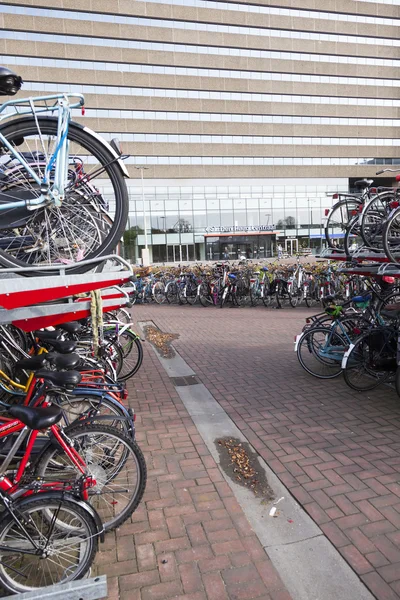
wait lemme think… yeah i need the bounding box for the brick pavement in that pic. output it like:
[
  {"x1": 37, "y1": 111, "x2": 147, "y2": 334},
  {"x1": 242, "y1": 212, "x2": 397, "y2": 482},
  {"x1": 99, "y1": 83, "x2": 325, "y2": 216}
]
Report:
[
  {"x1": 134, "y1": 303, "x2": 400, "y2": 600},
  {"x1": 93, "y1": 323, "x2": 292, "y2": 600}
]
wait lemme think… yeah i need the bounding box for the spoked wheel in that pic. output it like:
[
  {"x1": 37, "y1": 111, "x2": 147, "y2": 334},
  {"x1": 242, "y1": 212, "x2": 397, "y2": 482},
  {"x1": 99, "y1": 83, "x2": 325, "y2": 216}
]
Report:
[
  {"x1": 56, "y1": 393, "x2": 133, "y2": 436},
  {"x1": 360, "y1": 191, "x2": 394, "y2": 249},
  {"x1": 343, "y1": 330, "x2": 396, "y2": 391},
  {"x1": 235, "y1": 280, "x2": 251, "y2": 306},
  {"x1": 117, "y1": 330, "x2": 144, "y2": 381},
  {"x1": 383, "y1": 206, "x2": 400, "y2": 264},
  {"x1": 35, "y1": 424, "x2": 147, "y2": 531},
  {"x1": 165, "y1": 282, "x2": 178, "y2": 304},
  {"x1": 185, "y1": 281, "x2": 199, "y2": 305},
  {"x1": 0, "y1": 495, "x2": 98, "y2": 594},
  {"x1": 152, "y1": 281, "x2": 166, "y2": 304},
  {"x1": 289, "y1": 281, "x2": 299, "y2": 308},
  {"x1": 344, "y1": 215, "x2": 364, "y2": 257},
  {"x1": 198, "y1": 282, "x2": 213, "y2": 306},
  {"x1": 297, "y1": 327, "x2": 345, "y2": 379},
  {"x1": 0, "y1": 118, "x2": 128, "y2": 274},
  {"x1": 325, "y1": 198, "x2": 362, "y2": 250},
  {"x1": 250, "y1": 283, "x2": 262, "y2": 306}
]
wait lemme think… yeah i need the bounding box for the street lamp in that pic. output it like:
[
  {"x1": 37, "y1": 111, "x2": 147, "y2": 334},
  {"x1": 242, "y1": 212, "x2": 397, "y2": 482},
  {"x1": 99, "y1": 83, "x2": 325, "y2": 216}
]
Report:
[
  {"x1": 307, "y1": 199, "x2": 318, "y2": 253},
  {"x1": 134, "y1": 166, "x2": 150, "y2": 266}
]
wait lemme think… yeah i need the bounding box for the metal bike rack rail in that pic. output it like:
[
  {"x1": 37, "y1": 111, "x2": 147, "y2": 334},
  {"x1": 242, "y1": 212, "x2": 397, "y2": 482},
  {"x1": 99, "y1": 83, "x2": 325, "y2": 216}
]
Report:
[{"x1": 2, "y1": 575, "x2": 108, "y2": 600}]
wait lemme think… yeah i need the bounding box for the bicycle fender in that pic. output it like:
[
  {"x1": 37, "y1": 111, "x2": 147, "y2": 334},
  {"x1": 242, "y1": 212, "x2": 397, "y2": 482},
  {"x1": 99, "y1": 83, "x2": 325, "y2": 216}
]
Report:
[
  {"x1": 0, "y1": 116, "x2": 129, "y2": 179},
  {"x1": 12, "y1": 491, "x2": 105, "y2": 541}
]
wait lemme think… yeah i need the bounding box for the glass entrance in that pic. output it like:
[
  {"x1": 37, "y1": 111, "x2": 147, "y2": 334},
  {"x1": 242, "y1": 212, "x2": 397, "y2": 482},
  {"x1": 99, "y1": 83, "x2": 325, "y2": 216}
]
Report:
[
  {"x1": 167, "y1": 244, "x2": 196, "y2": 262},
  {"x1": 285, "y1": 239, "x2": 298, "y2": 255}
]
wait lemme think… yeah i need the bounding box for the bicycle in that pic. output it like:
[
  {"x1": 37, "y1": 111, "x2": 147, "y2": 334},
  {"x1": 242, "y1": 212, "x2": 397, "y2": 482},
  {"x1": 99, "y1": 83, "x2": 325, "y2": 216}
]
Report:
[{"x1": 0, "y1": 66, "x2": 129, "y2": 273}]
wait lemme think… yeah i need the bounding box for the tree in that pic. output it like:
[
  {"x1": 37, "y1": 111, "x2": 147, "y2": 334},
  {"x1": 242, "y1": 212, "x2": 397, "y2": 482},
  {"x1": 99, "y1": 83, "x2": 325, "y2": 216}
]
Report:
[
  {"x1": 123, "y1": 225, "x2": 143, "y2": 260},
  {"x1": 173, "y1": 218, "x2": 192, "y2": 233},
  {"x1": 276, "y1": 216, "x2": 296, "y2": 229}
]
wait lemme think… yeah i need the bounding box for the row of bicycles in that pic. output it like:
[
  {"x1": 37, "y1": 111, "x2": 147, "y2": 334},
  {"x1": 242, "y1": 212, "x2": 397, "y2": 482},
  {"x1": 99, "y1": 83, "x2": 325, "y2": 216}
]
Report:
[
  {"x1": 0, "y1": 306, "x2": 146, "y2": 594},
  {"x1": 0, "y1": 68, "x2": 148, "y2": 594},
  {"x1": 128, "y1": 260, "x2": 371, "y2": 309},
  {"x1": 294, "y1": 269, "x2": 400, "y2": 395}
]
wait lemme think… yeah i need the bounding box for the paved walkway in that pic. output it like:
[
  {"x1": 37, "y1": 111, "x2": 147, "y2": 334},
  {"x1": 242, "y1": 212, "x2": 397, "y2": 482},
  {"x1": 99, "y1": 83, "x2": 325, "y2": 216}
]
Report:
[
  {"x1": 131, "y1": 303, "x2": 400, "y2": 600},
  {"x1": 93, "y1": 319, "x2": 291, "y2": 600}
]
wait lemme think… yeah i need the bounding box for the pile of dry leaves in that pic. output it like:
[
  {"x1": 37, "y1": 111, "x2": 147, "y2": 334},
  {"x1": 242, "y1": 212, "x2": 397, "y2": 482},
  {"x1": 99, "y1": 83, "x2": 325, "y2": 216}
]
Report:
[
  {"x1": 218, "y1": 438, "x2": 260, "y2": 494},
  {"x1": 143, "y1": 325, "x2": 179, "y2": 358}
]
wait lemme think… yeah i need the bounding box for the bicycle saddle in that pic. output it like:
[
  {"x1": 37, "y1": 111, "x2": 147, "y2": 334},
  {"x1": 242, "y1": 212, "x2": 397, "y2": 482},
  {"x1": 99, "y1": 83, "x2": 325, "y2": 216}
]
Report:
[
  {"x1": 35, "y1": 370, "x2": 82, "y2": 388},
  {"x1": 45, "y1": 352, "x2": 81, "y2": 370},
  {"x1": 354, "y1": 179, "x2": 373, "y2": 188},
  {"x1": 47, "y1": 340, "x2": 77, "y2": 354},
  {"x1": 15, "y1": 356, "x2": 48, "y2": 371},
  {"x1": 0, "y1": 66, "x2": 22, "y2": 96},
  {"x1": 8, "y1": 404, "x2": 62, "y2": 430},
  {"x1": 34, "y1": 330, "x2": 62, "y2": 342},
  {"x1": 57, "y1": 322, "x2": 82, "y2": 335}
]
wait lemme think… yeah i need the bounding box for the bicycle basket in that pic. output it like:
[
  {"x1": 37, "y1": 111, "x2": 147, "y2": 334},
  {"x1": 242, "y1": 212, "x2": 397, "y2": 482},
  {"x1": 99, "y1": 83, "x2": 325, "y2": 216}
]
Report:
[{"x1": 0, "y1": 67, "x2": 22, "y2": 96}]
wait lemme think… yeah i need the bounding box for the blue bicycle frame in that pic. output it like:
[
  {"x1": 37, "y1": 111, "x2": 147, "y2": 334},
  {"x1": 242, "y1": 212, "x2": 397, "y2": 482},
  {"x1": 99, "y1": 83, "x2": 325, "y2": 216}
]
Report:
[{"x1": 0, "y1": 92, "x2": 84, "y2": 211}]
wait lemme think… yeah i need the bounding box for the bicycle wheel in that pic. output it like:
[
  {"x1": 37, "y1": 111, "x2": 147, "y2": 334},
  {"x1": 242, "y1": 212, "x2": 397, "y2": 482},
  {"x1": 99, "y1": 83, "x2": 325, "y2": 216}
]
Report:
[
  {"x1": 198, "y1": 282, "x2": 213, "y2": 306},
  {"x1": 152, "y1": 281, "x2": 166, "y2": 304},
  {"x1": 383, "y1": 206, "x2": 400, "y2": 264},
  {"x1": 360, "y1": 190, "x2": 394, "y2": 249},
  {"x1": 116, "y1": 330, "x2": 144, "y2": 381},
  {"x1": 35, "y1": 424, "x2": 147, "y2": 531},
  {"x1": 343, "y1": 329, "x2": 395, "y2": 391},
  {"x1": 250, "y1": 282, "x2": 261, "y2": 306},
  {"x1": 185, "y1": 280, "x2": 198, "y2": 305},
  {"x1": 297, "y1": 327, "x2": 345, "y2": 379},
  {"x1": 289, "y1": 281, "x2": 299, "y2": 308},
  {"x1": 56, "y1": 392, "x2": 133, "y2": 436},
  {"x1": 0, "y1": 117, "x2": 128, "y2": 274},
  {"x1": 325, "y1": 198, "x2": 362, "y2": 250},
  {"x1": 166, "y1": 282, "x2": 178, "y2": 304},
  {"x1": 262, "y1": 280, "x2": 272, "y2": 307},
  {"x1": 0, "y1": 494, "x2": 98, "y2": 594},
  {"x1": 344, "y1": 214, "x2": 363, "y2": 257}
]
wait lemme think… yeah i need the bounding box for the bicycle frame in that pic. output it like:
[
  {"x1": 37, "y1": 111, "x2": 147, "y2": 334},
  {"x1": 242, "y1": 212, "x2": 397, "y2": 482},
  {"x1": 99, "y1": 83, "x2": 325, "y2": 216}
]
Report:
[
  {"x1": 0, "y1": 412, "x2": 88, "y2": 499},
  {"x1": 0, "y1": 93, "x2": 84, "y2": 211}
]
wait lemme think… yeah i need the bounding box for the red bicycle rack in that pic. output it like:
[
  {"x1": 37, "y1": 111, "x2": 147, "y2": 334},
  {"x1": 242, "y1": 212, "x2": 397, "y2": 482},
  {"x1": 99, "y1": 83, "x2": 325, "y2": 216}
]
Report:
[{"x1": 0, "y1": 255, "x2": 133, "y2": 331}]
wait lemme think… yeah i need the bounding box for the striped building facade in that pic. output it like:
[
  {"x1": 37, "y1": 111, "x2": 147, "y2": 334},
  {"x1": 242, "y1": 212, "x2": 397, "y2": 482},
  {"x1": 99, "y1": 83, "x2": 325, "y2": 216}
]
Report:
[{"x1": 1, "y1": 0, "x2": 399, "y2": 260}]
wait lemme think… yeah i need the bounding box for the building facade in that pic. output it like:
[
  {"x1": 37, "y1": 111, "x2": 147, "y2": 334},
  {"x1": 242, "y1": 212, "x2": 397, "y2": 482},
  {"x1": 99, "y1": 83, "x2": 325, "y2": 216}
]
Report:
[{"x1": 2, "y1": 0, "x2": 400, "y2": 261}]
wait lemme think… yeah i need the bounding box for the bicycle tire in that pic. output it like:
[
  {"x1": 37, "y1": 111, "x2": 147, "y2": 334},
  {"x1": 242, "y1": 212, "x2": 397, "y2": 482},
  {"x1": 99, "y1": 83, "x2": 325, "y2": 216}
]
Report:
[
  {"x1": 0, "y1": 117, "x2": 128, "y2": 275},
  {"x1": 325, "y1": 197, "x2": 362, "y2": 250},
  {"x1": 152, "y1": 281, "x2": 166, "y2": 304},
  {"x1": 383, "y1": 206, "x2": 400, "y2": 264},
  {"x1": 35, "y1": 424, "x2": 147, "y2": 531},
  {"x1": 343, "y1": 330, "x2": 395, "y2": 391},
  {"x1": 0, "y1": 494, "x2": 98, "y2": 594},
  {"x1": 56, "y1": 392, "x2": 134, "y2": 437},
  {"x1": 297, "y1": 327, "x2": 345, "y2": 379},
  {"x1": 116, "y1": 331, "x2": 144, "y2": 381},
  {"x1": 198, "y1": 282, "x2": 213, "y2": 306}
]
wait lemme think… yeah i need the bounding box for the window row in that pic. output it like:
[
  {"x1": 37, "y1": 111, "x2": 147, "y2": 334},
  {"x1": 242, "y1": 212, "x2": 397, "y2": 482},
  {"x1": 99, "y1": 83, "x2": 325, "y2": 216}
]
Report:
[
  {"x1": 8, "y1": 56, "x2": 400, "y2": 88},
  {"x1": 4, "y1": 26, "x2": 400, "y2": 51},
  {"x1": 2, "y1": 3, "x2": 398, "y2": 29},
  {"x1": 125, "y1": 156, "x2": 399, "y2": 166},
  {"x1": 83, "y1": 108, "x2": 400, "y2": 127},
  {"x1": 107, "y1": 133, "x2": 400, "y2": 145},
  {"x1": 4, "y1": 36, "x2": 400, "y2": 73},
  {"x1": 23, "y1": 82, "x2": 400, "y2": 107}
]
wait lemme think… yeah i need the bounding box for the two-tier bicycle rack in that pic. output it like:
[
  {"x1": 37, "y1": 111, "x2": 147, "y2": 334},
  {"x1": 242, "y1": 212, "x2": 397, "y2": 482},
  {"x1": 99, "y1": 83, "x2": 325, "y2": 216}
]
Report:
[{"x1": 0, "y1": 254, "x2": 136, "y2": 600}]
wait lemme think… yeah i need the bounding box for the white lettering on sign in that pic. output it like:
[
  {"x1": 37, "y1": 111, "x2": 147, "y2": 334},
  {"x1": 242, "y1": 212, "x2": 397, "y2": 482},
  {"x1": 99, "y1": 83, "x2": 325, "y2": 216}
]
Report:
[{"x1": 204, "y1": 225, "x2": 275, "y2": 233}]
